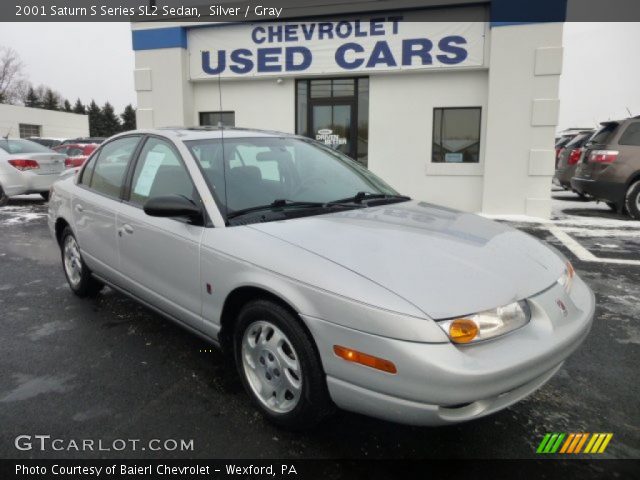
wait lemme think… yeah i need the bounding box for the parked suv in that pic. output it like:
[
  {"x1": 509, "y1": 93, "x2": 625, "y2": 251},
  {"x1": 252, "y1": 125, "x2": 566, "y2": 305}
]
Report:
[
  {"x1": 555, "y1": 130, "x2": 594, "y2": 194},
  {"x1": 571, "y1": 117, "x2": 640, "y2": 218}
]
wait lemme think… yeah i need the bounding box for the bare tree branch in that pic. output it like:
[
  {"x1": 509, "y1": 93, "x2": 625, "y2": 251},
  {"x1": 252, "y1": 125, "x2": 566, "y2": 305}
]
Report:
[{"x1": 0, "y1": 46, "x2": 26, "y2": 104}]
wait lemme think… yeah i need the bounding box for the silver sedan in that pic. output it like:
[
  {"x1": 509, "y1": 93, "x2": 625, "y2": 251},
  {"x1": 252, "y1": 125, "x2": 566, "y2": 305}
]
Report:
[
  {"x1": 0, "y1": 138, "x2": 66, "y2": 205},
  {"x1": 48, "y1": 128, "x2": 595, "y2": 429}
]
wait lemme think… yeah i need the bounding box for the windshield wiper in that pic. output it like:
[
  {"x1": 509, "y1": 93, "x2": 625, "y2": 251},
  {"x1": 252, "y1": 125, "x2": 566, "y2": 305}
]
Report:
[
  {"x1": 326, "y1": 191, "x2": 411, "y2": 205},
  {"x1": 227, "y1": 199, "x2": 326, "y2": 220}
]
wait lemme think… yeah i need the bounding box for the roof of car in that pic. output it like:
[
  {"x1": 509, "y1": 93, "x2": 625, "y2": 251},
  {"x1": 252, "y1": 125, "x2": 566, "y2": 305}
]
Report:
[{"x1": 145, "y1": 126, "x2": 300, "y2": 141}]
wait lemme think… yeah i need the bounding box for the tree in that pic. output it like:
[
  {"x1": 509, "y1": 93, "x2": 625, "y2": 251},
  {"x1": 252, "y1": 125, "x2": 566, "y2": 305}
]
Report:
[
  {"x1": 120, "y1": 104, "x2": 136, "y2": 131},
  {"x1": 63, "y1": 99, "x2": 72, "y2": 112},
  {"x1": 24, "y1": 85, "x2": 41, "y2": 108},
  {"x1": 41, "y1": 88, "x2": 60, "y2": 110},
  {"x1": 87, "y1": 100, "x2": 103, "y2": 136},
  {"x1": 100, "y1": 102, "x2": 121, "y2": 136},
  {"x1": 0, "y1": 46, "x2": 25, "y2": 104},
  {"x1": 72, "y1": 98, "x2": 86, "y2": 114}
]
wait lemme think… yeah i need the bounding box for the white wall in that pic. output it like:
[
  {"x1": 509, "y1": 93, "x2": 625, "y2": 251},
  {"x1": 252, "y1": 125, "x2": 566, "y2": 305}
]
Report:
[
  {"x1": 368, "y1": 69, "x2": 488, "y2": 211},
  {"x1": 0, "y1": 103, "x2": 89, "y2": 139},
  {"x1": 482, "y1": 23, "x2": 563, "y2": 218},
  {"x1": 192, "y1": 78, "x2": 295, "y2": 132},
  {"x1": 134, "y1": 48, "x2": 194, "y2": 128}
]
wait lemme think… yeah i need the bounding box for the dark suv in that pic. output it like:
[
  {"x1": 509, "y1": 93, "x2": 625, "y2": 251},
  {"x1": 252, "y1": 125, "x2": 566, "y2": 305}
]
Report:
[
  {"x1": 555, "y1": 130, "x2": 594, "y2": 193},
  {"x1": 571, "y1": 117, "x2": 640, "y2": 219}
]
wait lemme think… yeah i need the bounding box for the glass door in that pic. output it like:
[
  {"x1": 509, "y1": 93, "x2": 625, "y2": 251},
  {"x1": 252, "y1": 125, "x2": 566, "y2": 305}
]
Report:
[{"x1": 309, "y1": 101, "x2": 356, "y2": 158}]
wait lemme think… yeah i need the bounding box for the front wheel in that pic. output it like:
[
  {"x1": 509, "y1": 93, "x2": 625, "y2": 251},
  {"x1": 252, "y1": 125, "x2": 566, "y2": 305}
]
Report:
[
  {"x1": 60, "y1": 226, "x2": 103, "y2": 297},
  {"x1": 0, "y1": 185, "x2": 8, "y2": 207},
  {"x1": 233, "y1": 299, "x2": 333, "y2": 429},
  {"x1": 625, "y1": 181, "x2": 640, "y2": 220}
]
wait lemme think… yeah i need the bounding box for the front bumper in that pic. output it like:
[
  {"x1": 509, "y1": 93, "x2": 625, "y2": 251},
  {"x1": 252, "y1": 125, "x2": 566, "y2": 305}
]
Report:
[
  {"x1": 0, "y1": 170, "x2": 60, "y2": 196},
  {"x1": 304, "y1": 275, "x2": 595, "y2": 426}
]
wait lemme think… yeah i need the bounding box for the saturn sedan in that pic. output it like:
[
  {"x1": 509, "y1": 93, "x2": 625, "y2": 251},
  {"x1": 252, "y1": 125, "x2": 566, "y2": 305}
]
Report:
[{"x1": 48, "y1": 128, "x2": 595, "y2": 429}]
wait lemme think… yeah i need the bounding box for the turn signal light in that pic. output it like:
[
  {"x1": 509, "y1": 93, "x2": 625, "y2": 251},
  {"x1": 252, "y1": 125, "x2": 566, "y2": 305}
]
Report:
[
  {"x1": 333, "y1": 345, "x2": 397, "y2": 374},
  {"x1": 448, "y1": 318, "x2": 479, "y2": 344}
]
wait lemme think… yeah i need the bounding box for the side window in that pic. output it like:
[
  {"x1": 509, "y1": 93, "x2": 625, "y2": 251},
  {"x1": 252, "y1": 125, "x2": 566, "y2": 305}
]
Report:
[
  {"x1": 79, "y1": 152, "x2": 98, "y2": 186},
  {"x1": 89, "y1": 136, "x2": 140, "y2": 197},
  {"x1": 130, "y1": 137, "x2": 196, "y2": 206},
  {"x1": 432, "y1": 107, "x2": 482, "y2": 163},
  {"x1": 619, "y1": 122, "x2": 640, "y2": 146}
]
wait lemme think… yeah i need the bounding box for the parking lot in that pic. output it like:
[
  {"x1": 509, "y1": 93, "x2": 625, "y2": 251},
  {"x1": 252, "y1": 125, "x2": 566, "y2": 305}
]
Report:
[{"x1": 0, "y1": 190, "x2": 638, "y2": 461}]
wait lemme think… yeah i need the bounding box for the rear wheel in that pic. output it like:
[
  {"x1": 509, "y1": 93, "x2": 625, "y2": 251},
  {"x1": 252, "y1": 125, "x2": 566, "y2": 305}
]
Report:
[
  {"x1": 40, "y1": 192, "x2": 50, "y2": 201},
  {"x1": 233, "y1": 299, "x2": 333, "y2": 429},
  {"x1": 0, "y1": 186, "x2": 8, "y2": 207},
  {"x1": 625, "y1": 181, "x2": 640, "y2": 220},
  {"x1": 60, "y1": 226, "x2": 103, "y2": 297}
]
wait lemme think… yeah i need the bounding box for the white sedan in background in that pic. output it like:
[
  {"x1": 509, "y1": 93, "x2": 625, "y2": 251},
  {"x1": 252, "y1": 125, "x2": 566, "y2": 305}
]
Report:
[
  {"x1": 0, "y1": 138, "x2": 65, "y2": 206},
  {"x1": 48, "y1": 128, "x2": 595, "y2": 429}
]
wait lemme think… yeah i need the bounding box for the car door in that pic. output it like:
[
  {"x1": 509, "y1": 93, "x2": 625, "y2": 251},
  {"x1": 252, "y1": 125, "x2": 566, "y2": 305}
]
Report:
[
  {"x1": 72, "y1": 136, "x2": 141, "y2": 280},
  {"x1": 115, "y1": 136, "x2": 205, "y2": 328}
]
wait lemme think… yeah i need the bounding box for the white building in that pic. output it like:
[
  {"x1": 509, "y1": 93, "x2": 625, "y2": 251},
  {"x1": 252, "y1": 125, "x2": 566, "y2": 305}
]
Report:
[
  {"x1": 131, "y1": 1, "x2": 565, "y2": 218},
  {"x1": 0, "y1": 103, "x2": 89, "y2": 140}
]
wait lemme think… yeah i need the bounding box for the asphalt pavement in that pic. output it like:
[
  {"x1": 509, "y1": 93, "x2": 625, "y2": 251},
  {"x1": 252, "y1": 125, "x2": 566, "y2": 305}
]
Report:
[{"x1": 0, "y1": 193, "x2": 638, "y2": 461}]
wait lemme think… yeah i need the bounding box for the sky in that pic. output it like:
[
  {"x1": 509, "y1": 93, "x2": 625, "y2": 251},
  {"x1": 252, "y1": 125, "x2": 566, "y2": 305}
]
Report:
[{"x1": 0, "y1": 22, "x2": 638, "y2": 126}]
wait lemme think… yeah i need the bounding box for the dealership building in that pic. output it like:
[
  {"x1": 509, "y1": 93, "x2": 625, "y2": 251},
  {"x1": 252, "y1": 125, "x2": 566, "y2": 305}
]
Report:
[{"x1": 131, "y1": 0, "x2": 566, "y2": 218}]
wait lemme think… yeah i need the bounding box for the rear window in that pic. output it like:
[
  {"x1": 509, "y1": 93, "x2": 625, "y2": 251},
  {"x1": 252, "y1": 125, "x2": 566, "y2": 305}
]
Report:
[
  {"x1": 589, "y1": 123, "x2": 619, "y2": 145},
  {"x1": 555, "y1": 136, "x2": 573, "y2": 148},
  {"x1": 619, "y1": 122, "x2": 640, "y2": 146},
  {"x1": 565, "y1": 132, "x2": 593, "y2": 149},
  {"x1": 0, "y1": 139, "x2": 55, "y2": 154}
]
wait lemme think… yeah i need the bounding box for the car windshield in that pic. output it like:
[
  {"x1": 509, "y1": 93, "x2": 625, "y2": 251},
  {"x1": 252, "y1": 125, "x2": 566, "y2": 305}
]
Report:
[
  {"x1": 186, "y1": 136, "x2": 402, "y2": 219},
  {"x1": 0, "y1": 139, "x2": 55, "y2": 154}
]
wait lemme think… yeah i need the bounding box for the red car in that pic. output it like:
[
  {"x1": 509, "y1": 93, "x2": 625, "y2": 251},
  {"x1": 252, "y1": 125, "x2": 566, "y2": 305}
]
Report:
[{"x1": 52, "y1": 143, "x2": 98, "y2": 169}]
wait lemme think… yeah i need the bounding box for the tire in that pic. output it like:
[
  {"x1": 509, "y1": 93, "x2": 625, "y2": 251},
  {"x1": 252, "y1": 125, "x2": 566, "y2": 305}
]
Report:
[
  {"x1": 233, "y1": 299, "x2": 334, "y2": 430},
  {"x1": 60, "y1": 226, "x2": 103, "y2": 297},
  {"x1": 0, "y1": 185, "x2": 8, "y2": 207},
  {"x1": 40, "y1": 192, "x2": 50, "y2": 201},
  {"x1": 625, "y1": 180, "x2": 640, "y2": 220}
]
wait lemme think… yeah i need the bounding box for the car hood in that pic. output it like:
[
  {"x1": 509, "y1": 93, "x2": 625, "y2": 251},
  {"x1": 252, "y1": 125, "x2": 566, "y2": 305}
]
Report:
[{"x1": 249, "y1": 201, "x2": 565, "y2": 319}]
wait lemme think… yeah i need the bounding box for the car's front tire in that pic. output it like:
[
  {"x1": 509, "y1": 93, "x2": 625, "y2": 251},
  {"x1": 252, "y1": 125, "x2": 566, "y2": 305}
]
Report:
[
  {"x1": 60, "y1": 226, "x2": 103, "y2": 297},
  {"x1": 625, "y1": 180, "x2": 640, "y2": 220},
  {"x1": 0, "y1": 186, "x2": 8, "y2": 207},
  {"x1": 233, "y1": 299, "x2": 333, "y2": 429}
]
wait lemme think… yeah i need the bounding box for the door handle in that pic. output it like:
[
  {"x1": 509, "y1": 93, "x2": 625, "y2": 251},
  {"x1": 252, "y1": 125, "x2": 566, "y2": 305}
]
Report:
[
  {"x1": 75, "y1": 204, "x2": 84, "y2": 213},
  {"x1": 122, "y1": 224, "x2": 134, "y2": 234}
]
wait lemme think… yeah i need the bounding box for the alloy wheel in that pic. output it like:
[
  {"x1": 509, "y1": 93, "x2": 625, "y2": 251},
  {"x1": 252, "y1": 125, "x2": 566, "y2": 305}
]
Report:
[
  {"x1": 63, "y1": 235, "x2": 83, "y2": 288},
  {"x1": 241, "y1": 320, "x2": 302, "y2": 414}
]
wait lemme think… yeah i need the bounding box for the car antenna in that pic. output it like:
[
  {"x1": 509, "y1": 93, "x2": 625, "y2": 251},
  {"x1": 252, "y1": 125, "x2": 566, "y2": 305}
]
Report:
[
  {"x1": 626, "y1": 107, "x2": 633, "y2": 117},
  {"x1": 2, "y1": 126, "x2": 11, "y2": 139},
  {"x1": 217, "y1": 69, "x2": 229, "y2": 222}
]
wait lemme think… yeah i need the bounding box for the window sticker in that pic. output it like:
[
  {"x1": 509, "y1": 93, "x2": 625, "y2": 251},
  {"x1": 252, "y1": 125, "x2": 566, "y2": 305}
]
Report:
[{"x1": 134, "y1": 151, "x2": 165, "y2": 196}]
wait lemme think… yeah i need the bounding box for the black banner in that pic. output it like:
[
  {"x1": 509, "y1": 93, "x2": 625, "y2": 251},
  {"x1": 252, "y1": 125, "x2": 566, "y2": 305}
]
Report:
[{"x1": 1, "y1": 459, "x2": 639, "y2": 480}]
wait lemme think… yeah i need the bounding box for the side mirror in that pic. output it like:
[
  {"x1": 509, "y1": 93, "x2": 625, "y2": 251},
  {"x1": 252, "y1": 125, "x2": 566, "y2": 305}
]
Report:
[{"x1": 143, "y1": 195, "x2": 202, "y2": 220}]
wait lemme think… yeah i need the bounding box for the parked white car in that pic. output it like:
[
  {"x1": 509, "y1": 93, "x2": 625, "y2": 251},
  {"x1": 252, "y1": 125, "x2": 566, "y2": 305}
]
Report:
[
  {"x1": 0, "y1": 138, "x2": 66, "y2": 206},
  {"x1": 48, "y1": 128, "x2": 595, "y2": 429}
]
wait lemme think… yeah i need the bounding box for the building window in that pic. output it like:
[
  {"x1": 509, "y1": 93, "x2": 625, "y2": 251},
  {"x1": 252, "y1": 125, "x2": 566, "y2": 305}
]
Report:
[
  {"x1": 295, "y1": 78, "x2": 369, "y2": 167},
  {"x1": 19, "y1": 123, "x2": 41, "y2": 138},
  {"x1": 199, "y1": 111, "x2": 235, "y2": 127},
  {"x1": 432, "y1": 107, "x2": 481, "y2": 163}
]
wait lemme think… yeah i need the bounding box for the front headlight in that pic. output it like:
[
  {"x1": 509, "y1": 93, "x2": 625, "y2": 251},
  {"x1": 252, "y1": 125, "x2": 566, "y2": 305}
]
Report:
[
  {"x1": 438, "y1": 300, "x2": 531, "y2": 344},
  {"x1": 557, "y1": 261, "x2": 575, "y2": 293}
]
